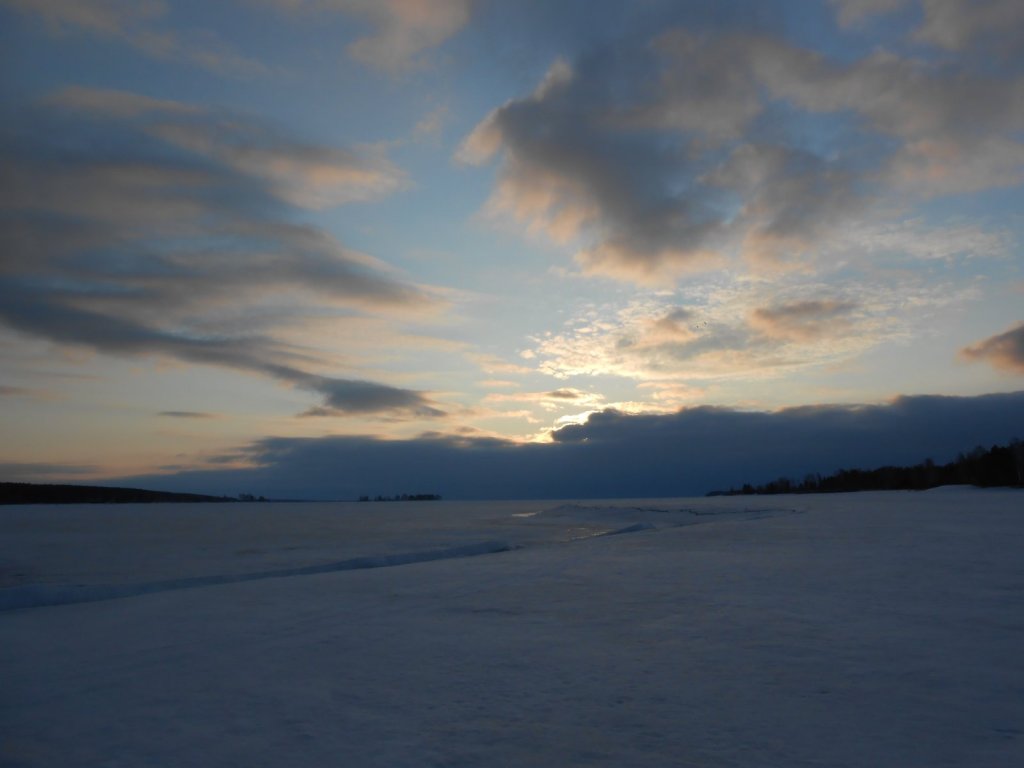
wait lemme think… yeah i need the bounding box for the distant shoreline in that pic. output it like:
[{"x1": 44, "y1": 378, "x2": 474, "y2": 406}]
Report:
[
  {"x1": 0, "y1": 483, "x2": 448, "y2": 505},
  {"x1": 709, "y1": 440, "x2": 1024, "y2": 496},
  {"x1": 0, "y1": 482, "x2": 237, "y2": 505}
]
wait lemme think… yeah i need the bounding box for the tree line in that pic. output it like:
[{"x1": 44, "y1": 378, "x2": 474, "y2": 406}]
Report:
[{"x1": 710, "y1": 439, "x2": 1024, "y2": 496}]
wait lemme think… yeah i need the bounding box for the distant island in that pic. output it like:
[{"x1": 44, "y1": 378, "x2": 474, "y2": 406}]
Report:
[
  {"x1": 0, "y1": 482, "x2": 238, "y2": 505},
  {"x1": 710, "y1": 440, "x2": 1024, "y2": 496}
]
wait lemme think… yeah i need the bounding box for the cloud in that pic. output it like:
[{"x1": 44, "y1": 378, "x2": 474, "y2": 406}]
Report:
[
  {"x1": 343, "y1": 0, "x2": 472, "y2": 73},
  {"x1": 832, "y1": 218, "x2": 1010, "y2": 262},
  {"x1": 961, "y1": 322, "x2": 1024, "y2": 373},
  {"x1": 483, "y1": 387, "x2": 605, "y2": 412},
  {"x1": 749, "y1": 300, "x2": 858, "y2": 342},
  {"x1": 460, "y1": 25, "x2": 1024, "y2": 281},
  {"x1": 2, "y1": 0, "x2": 261, "y2": 74},
  {"x1": 412, "y1": 104, "x2": 449, "y2": 143},
  {"x1": 706, "y1": 142, "x2": 864, "y2": 268},
  {"x1": 303, "y1": 377, "x2": 445, "y2": 417},
  {"x1": 9, "y1": 0, "x2": 473, "y2": 75},
  {"x1": 158, "y1": 411, "x2": 217, "y2": 419},
  {"x1": 46, "y1": 86, "x2": 407, "y2": 209},
  {"x1": 746, "y1": 32, "x2": 1024, "y2": 198},
  {"x1": 547, "y1": 388, "x2": 585, "y2": 400},
  {"x1": 2, "y1": 0, "x2": 166, "y2": 37},
  {"x1": 527, "y1": 282, "x2": 916, "y2": 383},
  {"x1": 467, "y1": 352, "x2": 534, "y2": 376},
  {"x1": 112, "y1": 391, "x2": 1024, "y2": 499},
  {"x1": 888, "y1": 137, "x2": 1024, "y2": 196},
  {"x1": 0, "y1": 88, "x2": 443, "y2": 419},
  {"x1": 831, "y1": 0, "x2": 1024, "y2": 53},
  {"x1": 458, "y1": 45, "x2": 829, "y2": 278},
  {"x1": 0, "y1": 282, "x2": 442, "y2": 418},
  {"x1": 459, "y1": 56, "x2": 728, "y2": 282},
  {"x1": 256, "y1": 0, "x2": 472, "y2": 73},
  {"x1": 914, "y1": 0, "x2": 1024, "y2": 52},
  {"x1": 41, "y1": 84, "x2": 200, "y2": 119}
]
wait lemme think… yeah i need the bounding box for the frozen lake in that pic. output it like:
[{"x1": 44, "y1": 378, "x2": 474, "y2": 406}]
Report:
[{"x1": 2, "y1": 488, "x2": 1023, "y2": 766}]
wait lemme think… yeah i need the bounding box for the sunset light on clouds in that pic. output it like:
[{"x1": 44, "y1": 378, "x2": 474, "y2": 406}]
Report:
[{"x1": 1, "y1": 0, "x2": 1023, "y2": 497}]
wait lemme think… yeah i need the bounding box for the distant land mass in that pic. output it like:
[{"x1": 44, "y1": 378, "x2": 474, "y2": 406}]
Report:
[
  {"x1": 710, "y1": 440, "x2": 1024, "y2": 496},
  {"x1": 0, "y1": 482, "x2": 237, "y2": 505}
]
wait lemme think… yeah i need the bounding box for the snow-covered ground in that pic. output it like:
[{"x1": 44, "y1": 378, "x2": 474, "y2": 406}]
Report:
[{"x1": 2, "y1": 488, "x2": 1022, "y2": 766}]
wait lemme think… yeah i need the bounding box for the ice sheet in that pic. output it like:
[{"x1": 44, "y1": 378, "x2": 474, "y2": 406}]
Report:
[{"x1": 2, "y1": 488, "x2": 1022, "y2": 767}]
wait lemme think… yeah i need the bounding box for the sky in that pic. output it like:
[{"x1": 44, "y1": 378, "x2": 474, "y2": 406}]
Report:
[{"x1": 1, "y1": 0, "x2": 1023, "y2": 498}]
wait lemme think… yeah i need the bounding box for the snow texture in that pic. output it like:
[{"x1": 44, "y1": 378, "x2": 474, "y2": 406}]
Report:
[{"x1": 2, "y1": 489, "x2": 1023, "y2": 767}]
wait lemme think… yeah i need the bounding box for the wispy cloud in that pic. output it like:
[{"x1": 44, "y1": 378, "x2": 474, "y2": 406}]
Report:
[
  {"x1": 466, "y1": 352, "x2": 534, "y2": 376},
  {"x1": 2, "y1": 0, "x2": 262, "y2": 74},
  {"x1": 526, "y1": 274, "x2": 973, "y2": 384},
  {"x1": 47, "y1": 86, "x2": 408, "y2": 208},
  {"x1": 483, "y1": 387, "x2": 605, "y2": 412},
  {"x1": 0, "y1": 88, "x2": 444, "y2": 419},
  {"x1": 255, "y1": 0, "x2": 473, "y2": 73}
]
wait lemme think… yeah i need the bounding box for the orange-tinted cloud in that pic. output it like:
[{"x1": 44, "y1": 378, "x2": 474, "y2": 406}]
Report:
[
  {"x1": 962, "y1": 322, "x2": 1024, "y2": 373},
  {"x1": 257, "y1": 0, "x2": 472, "y2": 73},
  {"x1": 749, "y1": 300, "x2": 858, "y2": 342}
]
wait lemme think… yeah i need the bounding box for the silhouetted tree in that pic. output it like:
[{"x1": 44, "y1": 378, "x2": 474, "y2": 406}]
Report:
[{"x1": 711, "y1": 439, "x2": 1024, "y2": 495}]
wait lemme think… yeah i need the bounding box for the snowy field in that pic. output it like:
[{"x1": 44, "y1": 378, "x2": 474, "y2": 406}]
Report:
[{"x1": 2, "y1": 488, "x2": 1023, "y2": 767}]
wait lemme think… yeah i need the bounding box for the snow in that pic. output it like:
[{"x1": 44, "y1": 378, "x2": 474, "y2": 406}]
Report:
[{"x1": 2, "y1": 489, "x2": 1023, "y2": 767}]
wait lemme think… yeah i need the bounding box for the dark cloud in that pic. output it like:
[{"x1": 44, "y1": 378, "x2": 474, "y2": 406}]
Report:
[
  {"x1": 158, "y1": 411, "x2": 217, "y2": 419},
  {"x1": 303, "y1": 377, "x2": 446, "y2": 418},
  {"x1": 662, "y1": 308, "x2": 694, "y2": 323},
  {"x1": 0, "y1": 89, "x2": 442, "y2": 419},
  {"x1": 460, "y1": 54, "x2": 729, "y2": 280},
  {"x1": 114, "y1": 391, "x2": 1024, "y2": 499},
  {"x1": 705, "y1": 142, "x2": 864, "y2": 267},
  {"x1": 962, "y1": 322, "x2": 1024, "y2": 373},
  {"x1": 546, "y1": 389, "x2": 582, "y2": 400},
  {"x1": 461, "y1": 20, "x2": 1024, "y2": 278}
]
